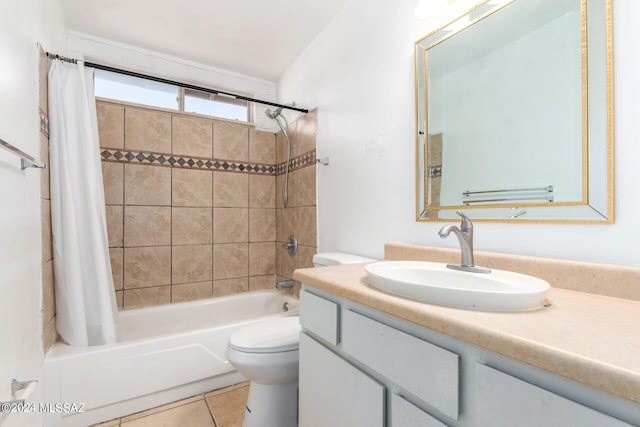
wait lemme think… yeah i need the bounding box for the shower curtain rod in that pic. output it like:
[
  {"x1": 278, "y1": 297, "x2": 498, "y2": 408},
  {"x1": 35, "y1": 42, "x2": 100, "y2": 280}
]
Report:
[{"x1": 46, "y1": 53, "x2": 309, "y2": 114}]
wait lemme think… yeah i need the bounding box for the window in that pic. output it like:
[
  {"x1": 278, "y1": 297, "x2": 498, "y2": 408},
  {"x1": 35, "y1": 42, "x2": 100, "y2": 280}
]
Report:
[
  {"x1": 183, "y1": 89, "x2": 248, "y2": 121},
  {"x1": 94, "y1": 69, "x2": 250, "y2": 122}
]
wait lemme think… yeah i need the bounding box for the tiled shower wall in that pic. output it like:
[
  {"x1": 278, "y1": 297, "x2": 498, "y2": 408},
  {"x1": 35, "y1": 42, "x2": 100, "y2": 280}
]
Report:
[
  {"x1": 39, "y1": 48, "x2": 57, "y2": 351},
  {"x1": 275, "y1": 112, "x2": 318, "y2": 296},
  {"x1": 99, "y1": 100, "x2": 317, "y2": 308}
]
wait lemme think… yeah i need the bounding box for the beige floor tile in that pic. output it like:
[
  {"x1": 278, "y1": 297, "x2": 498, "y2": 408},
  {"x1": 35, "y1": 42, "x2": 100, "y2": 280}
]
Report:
[
  {"x1": 121, "y1": 395, "x2": 203, "y2": 423},
  {"x1": 205, "y1": 382, "x2": 250, "y2": 398},
  {"x1": 91, "y1": 419, "x2": 120, "y2": 426},
  {"x1": 121, "y1": 400, "x2": 214, "y2": 427},
  {"x1": 206, "y1": 385, "x2": 250, "y2": 427}
]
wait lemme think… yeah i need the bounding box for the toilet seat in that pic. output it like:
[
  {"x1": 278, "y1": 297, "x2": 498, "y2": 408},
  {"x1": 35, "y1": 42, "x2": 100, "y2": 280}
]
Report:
[{"x1": 229, "y1": 316, "x2": 300, "y2": 353}]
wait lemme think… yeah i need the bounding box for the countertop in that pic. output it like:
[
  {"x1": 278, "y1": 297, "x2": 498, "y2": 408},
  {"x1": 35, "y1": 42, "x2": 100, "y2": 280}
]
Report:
[{"x1": 293, "y1": 262, "x2": 640, "y2": 405}]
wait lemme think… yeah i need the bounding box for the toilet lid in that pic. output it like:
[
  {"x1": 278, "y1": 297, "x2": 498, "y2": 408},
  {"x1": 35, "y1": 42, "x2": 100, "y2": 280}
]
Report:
[{"x1": 229, "y1": 316, "x2": 300, "y2": 353}]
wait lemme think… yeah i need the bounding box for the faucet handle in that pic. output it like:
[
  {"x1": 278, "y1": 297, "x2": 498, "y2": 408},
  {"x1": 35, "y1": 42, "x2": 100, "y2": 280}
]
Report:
[{"x1": 455, "y1": 211, "x2": 473, "y2": 231}]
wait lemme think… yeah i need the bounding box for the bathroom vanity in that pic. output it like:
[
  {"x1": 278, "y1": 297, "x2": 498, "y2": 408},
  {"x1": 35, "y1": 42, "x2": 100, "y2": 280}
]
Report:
[{"x1": 294, "y1": 254, "x2": 640, "y2": 426}]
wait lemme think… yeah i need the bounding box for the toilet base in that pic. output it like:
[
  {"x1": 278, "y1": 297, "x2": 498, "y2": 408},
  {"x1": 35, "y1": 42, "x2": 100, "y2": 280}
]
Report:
[{"x1": 242, "y1": 381, "x2": 298, "y2": 427}]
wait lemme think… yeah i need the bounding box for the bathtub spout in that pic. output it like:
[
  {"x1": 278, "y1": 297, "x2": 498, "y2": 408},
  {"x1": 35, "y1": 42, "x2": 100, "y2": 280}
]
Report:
[{"x1": 276, "y1": 280, "x2": 295, "y2": 289}]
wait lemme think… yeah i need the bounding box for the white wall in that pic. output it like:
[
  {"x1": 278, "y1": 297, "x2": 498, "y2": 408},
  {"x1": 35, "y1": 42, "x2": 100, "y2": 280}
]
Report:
[
  {"x1": 66, "y1": 32, "x2": 281, "y2": 132},
  {"x1": 0, "y1": 0, "x2": 66, "y2": 425},
  {"x1": 279, "y1": 0, "x2": 640, "y2": 266}
]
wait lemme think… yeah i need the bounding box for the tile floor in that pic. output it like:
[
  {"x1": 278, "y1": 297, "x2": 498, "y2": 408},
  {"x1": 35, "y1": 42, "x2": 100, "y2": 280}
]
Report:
[{"x1": 91, "y1": 383, "x2": 249, "y2": 427}]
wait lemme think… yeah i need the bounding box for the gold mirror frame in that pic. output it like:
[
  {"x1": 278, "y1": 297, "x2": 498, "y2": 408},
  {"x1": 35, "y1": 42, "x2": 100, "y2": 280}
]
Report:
[{"x1": 415, "y1": 0, "x2": 614, "y2": 223}]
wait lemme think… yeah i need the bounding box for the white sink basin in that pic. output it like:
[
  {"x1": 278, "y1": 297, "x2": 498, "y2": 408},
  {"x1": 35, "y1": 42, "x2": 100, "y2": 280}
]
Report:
[{"x1": 365, "y1": 261, "x2": 550, "y2": 311}]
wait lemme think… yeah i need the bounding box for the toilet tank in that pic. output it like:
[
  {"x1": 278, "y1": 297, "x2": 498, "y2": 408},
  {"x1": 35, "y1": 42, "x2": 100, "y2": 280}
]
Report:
[{"x1": 312, "y1": 252, "x2": 376, "y2": 267}]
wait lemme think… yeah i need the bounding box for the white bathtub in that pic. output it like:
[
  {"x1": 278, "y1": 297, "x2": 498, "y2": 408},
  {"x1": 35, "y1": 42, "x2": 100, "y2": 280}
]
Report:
[{"x1": 42, "y1": 290, "x2": 299, "y2": 427}]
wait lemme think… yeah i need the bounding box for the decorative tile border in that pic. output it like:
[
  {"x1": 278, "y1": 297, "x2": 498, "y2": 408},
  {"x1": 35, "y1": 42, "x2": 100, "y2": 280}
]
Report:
[
  {"x1": 276, "y1": 150, "x2": 316, "y2": 174},
  {"x1": 101, "y1": 147, "x2": 316, "y2": 176},
  {"x1": 428, "y1": 165, "x2": 442, "y2": 178},
  {"x1": 39, "y1": 108, "x2": 49, "y2": 137}
]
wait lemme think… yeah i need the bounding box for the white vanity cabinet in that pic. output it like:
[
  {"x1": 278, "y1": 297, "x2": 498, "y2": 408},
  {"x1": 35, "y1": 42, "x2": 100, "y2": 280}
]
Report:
[
  {"x1": 299, "y1": 287, "x2": 639, "y2": 427},
  {"x1": 299, "y1": 332, "x2": 384, "y2": 427},
  {"x1": 476, "y1": 364, "x2": 631, "y2": 427},
  {"x1": 299, "y1": 289, "x2": 459, "y2": 426}
]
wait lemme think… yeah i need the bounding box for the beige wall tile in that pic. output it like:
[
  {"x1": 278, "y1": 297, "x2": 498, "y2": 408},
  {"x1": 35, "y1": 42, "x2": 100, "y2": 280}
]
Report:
[
  {"x1": 109, "y1": 248, "x2": 124, "y2": 291},
  {"x1": 213, "y1": 243, "x2": 248, "y2": 280},
  {"x1": 172, "y1": 168, "x2": 212, "y2": 207},
  {"x1": 102, "y1": 162, "x2": 124, "y2": 205},
  {"x1": 106, "y1": 205, "x2": 124, "y2": 248},
  {"x1": 172, "y1": 115, "x2": 213, "y2": 158},
  {"x1": 124, "y1": 164, "x2": 171, "y2": 206},
  {"x1": 42, "y1": 317, "x2": 58, "y2": 352},
  {"x1": 172, "y1": 281, "x2": 213, "y2": 303},
  {"x1": 42, "y1": 260, "x2": 55, "y2": 326},
  {"x1": 213, "y1": 208, "x2": 248, "y2": 243},
  {"x1": 276, "y1": 130, "x2": 287, "y2": 165},
  {"x1": 124, "y1": 206, "x2": 171, "y2": 247},
  {"x1": 38, "y1": 48, "x2": 48, "y2": 114},
  {"x1": 249, "y1": 275, "x2": 276, "y2": 291},
  {"x1": 97, "y1": 102, "x2": 124, "y2": 149},
  {"x1": 296, "y1": 245, "x2": 317, "y2": 270},
  {"x1": 124, "y1": 246, "x2": 171, "y2": 289},
  {"x1": 249, "y1": 129, "x2": 276, "y2": 164},
  {"x1": 275, "y1": 173, "x2": 284, "y2": 209},
  {"x1": 249, "y1": 175, "x2": 276, "y2": 208},
  {"x1": 277, "y1": 207, "x2": 297, "y2": 243},
  {"x1": 214, "y1": 122, "x2": 248, "y2": 162},
  {"x1": 294, "y1": 110, "x2": 317, "y2": 156},
  {"x1": 276, "y1": 172, "x2": 297, "y2": 208},
  {"x1": 124, "y1": 108, "x2": 171, "y2": 153},
  {"x1": 249, "y1": 208, "x2": 276, "y2": 242},
  {"x1": 41, "y1": 199, "x2": 52, "y2": 261},
  {"x1": 114, "y1": 291, "x2": 123, "y2": 309},
  {"x1": 212, "y1": 277, "x2": 248, "y2": 297},
  {"x1": 249, "y1": 242, "x2": 276, "y2": 276},
  {"x1": 296, "y1": 165, "x2": 316, "y2": 206},
  {"x1": 172, "y1": 207, "x2": 213, "y2": 245},
  {"x1": 172, "y1": 244, "x2": 213, "y2": 284},
  {"x1": 123, "y1": 286, "x2": 171, "y2": 308},
  {"x1": 297, "y1": 206, "x2": 317, "y2": 247},
  {"x1": 277, "y1": 245, "x2": 296, "y2": 279},
  {"x1": 40, "y1": 133, "x2": 50, "y2": 200},
  {"x1": 213, "y1": 172, "x2": 248, "y2": 207}
]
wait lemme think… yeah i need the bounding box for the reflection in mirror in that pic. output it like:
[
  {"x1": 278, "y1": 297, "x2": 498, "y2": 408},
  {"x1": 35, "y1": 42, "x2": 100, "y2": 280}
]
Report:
[{"x1": 415, "y1": 0, "x2": 613, "y2": 222}]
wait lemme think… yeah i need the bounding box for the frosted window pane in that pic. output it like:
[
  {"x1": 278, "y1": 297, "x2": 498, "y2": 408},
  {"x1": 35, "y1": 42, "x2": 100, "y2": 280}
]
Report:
[
  {"x1": 94, "y1": 70, "x2": 178, "y2": 110},
  {"x1": 184, "y1": 95, "x2": 248, "y2": 121}
]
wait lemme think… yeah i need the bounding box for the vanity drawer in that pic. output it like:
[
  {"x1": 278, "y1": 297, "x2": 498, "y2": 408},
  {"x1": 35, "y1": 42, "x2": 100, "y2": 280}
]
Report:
[
  {"x1": 476, "y1": 364, "x2": 632, "y2": 427},
  {"x1": 341, "y1": 309, "x2": 459, "y2": 420},
  {"x1": 391, "y1": 394, "x2": 448, "y2": 427},
  {"x1": 300, "y1": 290, "x2": 339, "y2": 345}
]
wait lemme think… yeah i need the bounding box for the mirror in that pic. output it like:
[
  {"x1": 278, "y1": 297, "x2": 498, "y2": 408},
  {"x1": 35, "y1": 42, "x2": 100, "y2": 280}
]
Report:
[{"x1": 415, "y1": 0, "x2": 613, "y2": 222}]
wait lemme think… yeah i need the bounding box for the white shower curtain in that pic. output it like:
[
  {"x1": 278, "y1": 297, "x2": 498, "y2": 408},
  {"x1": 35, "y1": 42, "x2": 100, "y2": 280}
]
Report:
[{"x1": 48, "y1": 59, "x2": 118, "y2": 347}]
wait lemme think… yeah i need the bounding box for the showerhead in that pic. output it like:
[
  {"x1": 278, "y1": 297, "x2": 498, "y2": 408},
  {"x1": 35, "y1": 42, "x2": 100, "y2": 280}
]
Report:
[{"x1": 265, "y1": 107, "x2": 283, "y2": 119}]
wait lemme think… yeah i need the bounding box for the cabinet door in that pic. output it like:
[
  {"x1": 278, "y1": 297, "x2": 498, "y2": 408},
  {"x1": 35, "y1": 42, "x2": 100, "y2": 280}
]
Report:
[
  {"x1": 300, "y1": 290, "x2": 339, "y2": 345},
  {"x1": 391, "y1": 393, "x2": 448, "y2": 427},
  {"x1": 342, "y1": 309, "x2": 459, "y2": 420},
  {"x1": 476, "y1": 364, "x2": 632, "y2": 427},
  {"x1": 299, "y1": 332, "x2": 384, "y2": 427}
]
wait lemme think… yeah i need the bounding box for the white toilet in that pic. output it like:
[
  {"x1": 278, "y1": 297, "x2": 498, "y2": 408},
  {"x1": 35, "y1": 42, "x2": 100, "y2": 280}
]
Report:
[{"x1": 226, "y1": 252, "x2": 375, "y2": 427}]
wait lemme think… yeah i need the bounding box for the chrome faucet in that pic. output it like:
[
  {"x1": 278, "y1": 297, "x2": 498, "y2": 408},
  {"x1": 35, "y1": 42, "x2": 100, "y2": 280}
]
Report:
[{"x1": 438, "y1": 211, "x2": 491, "y2": 274}]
